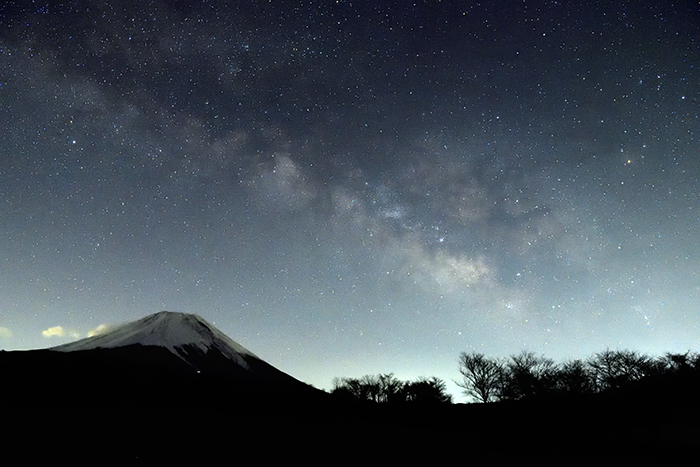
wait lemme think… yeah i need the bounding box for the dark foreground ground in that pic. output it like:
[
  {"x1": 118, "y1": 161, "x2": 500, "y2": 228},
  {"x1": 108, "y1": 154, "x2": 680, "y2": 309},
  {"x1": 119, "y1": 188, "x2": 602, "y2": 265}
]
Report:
[
  {"x1": 8, "y1": 394, "x2": 698, "y2": 463},
  {"x1": 4, "y1": 348, "x2": 699, "y2": 462}
]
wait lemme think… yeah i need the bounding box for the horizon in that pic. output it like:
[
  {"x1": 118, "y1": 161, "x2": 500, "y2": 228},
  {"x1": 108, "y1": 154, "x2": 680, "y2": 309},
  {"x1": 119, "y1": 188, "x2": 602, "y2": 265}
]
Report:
[
  {"x1": 1, "y1": 1, "x2": 699, "y2": 403},
  {"x1": 6, "y1": 308, "x2": 698, "y2": 402}
]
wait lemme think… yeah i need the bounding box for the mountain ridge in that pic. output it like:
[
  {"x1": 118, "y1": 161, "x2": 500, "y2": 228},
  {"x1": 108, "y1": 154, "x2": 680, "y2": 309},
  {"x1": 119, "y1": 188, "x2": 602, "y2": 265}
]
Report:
[
  {"x1": 51, "y1": 311, "x2": 258, "y2": 371},
  {"x1": 2, "y1": 311, "x2": 322, "y2": 411}
]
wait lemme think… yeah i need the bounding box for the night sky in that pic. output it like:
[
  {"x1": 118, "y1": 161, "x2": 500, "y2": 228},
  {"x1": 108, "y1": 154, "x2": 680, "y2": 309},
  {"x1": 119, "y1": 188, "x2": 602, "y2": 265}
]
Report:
[{"x1": 1, "y1": 1, "x2": 698, "y2": 400}]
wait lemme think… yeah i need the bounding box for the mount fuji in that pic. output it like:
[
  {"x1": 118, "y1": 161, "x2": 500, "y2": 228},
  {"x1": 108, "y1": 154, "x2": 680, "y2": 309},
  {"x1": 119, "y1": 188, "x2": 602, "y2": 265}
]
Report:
[
  {"x1": 1, "y1": 311, "x2": 321, "y2": 410},
  {"x1": 53, "y1": 311, "x2": 271, "y2": 376},
  {"x1": 2, "y1": 311, "x2": 333, "y2": 459}
]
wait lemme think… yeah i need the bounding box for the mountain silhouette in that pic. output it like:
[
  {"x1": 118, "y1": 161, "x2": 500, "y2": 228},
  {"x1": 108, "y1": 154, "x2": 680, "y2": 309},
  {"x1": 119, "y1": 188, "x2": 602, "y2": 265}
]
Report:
[
  {"x1": 1, "y1": 311, "x2": 320, "y2": 409},
  {"x1": 51, "y1": 310, "x2": 301, "y2": 386},
  {"x1": 1, "y1": 311, "x2": 332, "y2": 460}
]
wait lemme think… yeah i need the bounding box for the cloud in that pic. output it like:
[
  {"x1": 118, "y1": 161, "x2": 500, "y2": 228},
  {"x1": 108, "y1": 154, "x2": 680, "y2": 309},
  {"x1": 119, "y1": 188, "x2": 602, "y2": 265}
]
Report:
[
  {"x1": 0, "y1": 327, "x2": 12, "y2": 338},
  {"x1": 87, "y1": 324, "x2": 111, "y2": 337},
  {"x1": 42, "y1": 326, "x2": 66, "y2": 338},
  {"x1": 42, "y1": 326, "x2": 80, "y2": 339}
]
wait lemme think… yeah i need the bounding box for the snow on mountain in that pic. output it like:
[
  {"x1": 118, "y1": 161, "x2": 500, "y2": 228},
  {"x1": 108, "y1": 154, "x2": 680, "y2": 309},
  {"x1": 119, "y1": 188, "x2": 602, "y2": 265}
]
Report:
[{"x1": 52, "y1": 311, "x2": 257, "y2": 370}]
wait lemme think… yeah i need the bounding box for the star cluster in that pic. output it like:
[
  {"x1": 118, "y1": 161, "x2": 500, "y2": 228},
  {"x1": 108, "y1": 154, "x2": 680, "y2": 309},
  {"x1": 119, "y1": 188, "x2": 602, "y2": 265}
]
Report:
[{"x1": 1, "y1": 1, "x2": 698, "y2": 399}]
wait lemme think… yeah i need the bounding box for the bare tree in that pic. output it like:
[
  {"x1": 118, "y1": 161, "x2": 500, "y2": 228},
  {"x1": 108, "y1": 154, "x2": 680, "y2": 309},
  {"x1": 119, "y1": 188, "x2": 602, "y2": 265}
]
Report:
[
  {"x1": 402, "y1": 377, "x2": 453, "y2": 404},
  {"x1": 331, "y1": 376, "x2": 365, "y2": 401},
  {"x1": 501, "y1": 351, "x2": 558, "y2": 401},
  {"x1": 331, "y1": 373, "x2": 405, "y2": 403},
  {"x1": 660, "y1": 351, "x2": 699, "y2": 374},
  {"x1": 555, "y1": 359, "x2": 595, "y2": 396},
  {"x1": 587, "y1": 349, "x2": 653, "y2": 392},
  {"x1": 375, "y1": 373, "x2": 404, "y2": 403},
  {"x1": 456, "y1": 352, "x2": 504, "y2": 403}
]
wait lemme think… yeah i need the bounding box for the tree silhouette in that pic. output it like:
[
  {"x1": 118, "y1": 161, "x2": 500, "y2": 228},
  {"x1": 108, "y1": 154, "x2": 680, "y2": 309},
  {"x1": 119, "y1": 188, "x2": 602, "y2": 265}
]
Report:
[
  {"x1": 456, "y1": 352, "x2": 504, "y2": 403},
  {"x1": 454, "y1": 347, "x2": 700, "y2": 404},
  {"x1": 331, "y1": 374, "x2": 452, "y2": 404},
  {"x1": 330, "y1": 373, "x2": 402, "y2": 403},
  {"x1": 375, "y1": 373, "x2": 404, "y2": 403},
  {"x1": 402, "y1": 377, "x2": 453, "y2": 404},
  {"x1": 587, "y1": 349, "x2": 653, "y2": 392},
  {"x1": 501, "y1": 351, "x2": 558, "y2": 401},
  {"x1": 555, "y1": 359, "x2": 595, "y2": 396},
  {"x1": 659, "y1": 351, "x2": 699, "y2": 375}
]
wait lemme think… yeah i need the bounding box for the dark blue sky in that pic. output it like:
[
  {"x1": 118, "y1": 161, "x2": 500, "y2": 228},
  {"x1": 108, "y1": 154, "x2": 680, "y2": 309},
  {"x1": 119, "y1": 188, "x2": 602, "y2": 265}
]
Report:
[{"x1": 1, "y1": 0, "x2": 698, "y2": 399}]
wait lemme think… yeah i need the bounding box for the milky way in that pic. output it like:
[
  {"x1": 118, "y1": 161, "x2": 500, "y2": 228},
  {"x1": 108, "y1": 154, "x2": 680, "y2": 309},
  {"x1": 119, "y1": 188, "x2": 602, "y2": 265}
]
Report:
[{"x1": 1, "y1": 1, "x2": 698, "y2": 399}]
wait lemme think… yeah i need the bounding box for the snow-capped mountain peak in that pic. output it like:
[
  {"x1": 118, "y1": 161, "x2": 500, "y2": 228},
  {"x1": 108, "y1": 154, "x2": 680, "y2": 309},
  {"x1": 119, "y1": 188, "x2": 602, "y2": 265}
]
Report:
[{"x1": 52, "y1": 311, "x2": 257, "y2": 370}]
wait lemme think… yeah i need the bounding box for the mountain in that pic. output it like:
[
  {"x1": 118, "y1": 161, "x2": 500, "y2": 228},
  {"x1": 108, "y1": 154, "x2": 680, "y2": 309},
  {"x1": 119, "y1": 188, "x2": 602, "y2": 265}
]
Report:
[
  {"x1": 53, "y1": 311, "x2": 263, "y2": 375},
  {"x1": 1, "y1": 311, "x2": 321, "y2": 410},
  {"x1": 53, "y1": 311, "x2": 254, "y2": 359},
  {"x1": 1, "y1": 311, "x2": 332, "y2": 460},
  {"x1": 49, "y1": 310, "x2": 307, "y2": 387}
]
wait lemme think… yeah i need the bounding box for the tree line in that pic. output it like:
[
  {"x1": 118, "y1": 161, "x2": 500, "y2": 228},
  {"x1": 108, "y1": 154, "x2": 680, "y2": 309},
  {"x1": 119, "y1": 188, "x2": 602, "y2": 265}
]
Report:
[
  {"x1": 330, "y1": 349, "x2": 700, "y2": 405},
  {"x1": 331, "y1": 374, "x2": 453, "y2": 404},
  {"x1": 457, "y1": 349, "x2": 700, "y2": 403}
]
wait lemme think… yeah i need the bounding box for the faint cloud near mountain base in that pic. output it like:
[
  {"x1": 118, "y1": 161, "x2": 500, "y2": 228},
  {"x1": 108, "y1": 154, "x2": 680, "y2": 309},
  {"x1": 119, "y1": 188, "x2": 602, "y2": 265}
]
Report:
[
  {"x1": 88, "y1": 324, "x2": 112, "y2": 337},
  {"x1": 41, "y1": 326, "x2": 80, "y2": 339}
]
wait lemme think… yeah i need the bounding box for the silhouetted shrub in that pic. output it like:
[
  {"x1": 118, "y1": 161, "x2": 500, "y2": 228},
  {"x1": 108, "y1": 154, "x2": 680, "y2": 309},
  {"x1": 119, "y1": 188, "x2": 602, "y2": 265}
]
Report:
[
  {"x1": 501, "y1": 351, "x2": 559, "y2": 401},
  {"x1": 402, "y1": 377, "x2": 452, "y2": 404},
  {"x1": 555, "y1": 359, "x2": 595, "y2": 396},
  {"x1": 331, "y1": 373, "x2": 452, "y2": 404}
]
